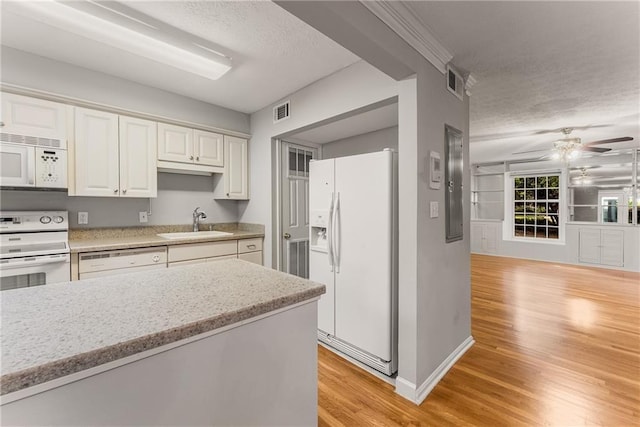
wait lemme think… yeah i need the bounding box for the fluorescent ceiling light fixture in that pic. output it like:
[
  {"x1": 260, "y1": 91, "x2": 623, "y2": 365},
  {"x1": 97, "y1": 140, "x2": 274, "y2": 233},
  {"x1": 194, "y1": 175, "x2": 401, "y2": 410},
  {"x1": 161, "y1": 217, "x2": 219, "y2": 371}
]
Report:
[{"x1": 11, "y1": 0, "x2": 232, "y2": 80}]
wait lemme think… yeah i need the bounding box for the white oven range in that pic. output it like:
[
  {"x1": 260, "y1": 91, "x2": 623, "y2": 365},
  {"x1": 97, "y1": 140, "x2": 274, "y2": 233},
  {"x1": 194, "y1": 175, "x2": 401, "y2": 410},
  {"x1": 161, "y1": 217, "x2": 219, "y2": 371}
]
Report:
[{"x1": 0, "y1": 211, "x2": 70, "y2": 291}]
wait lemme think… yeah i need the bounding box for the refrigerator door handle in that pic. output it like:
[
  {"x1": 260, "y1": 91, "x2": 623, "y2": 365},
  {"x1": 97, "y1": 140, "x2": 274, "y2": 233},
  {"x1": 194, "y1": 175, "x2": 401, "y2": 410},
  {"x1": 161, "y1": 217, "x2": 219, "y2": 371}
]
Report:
[
  {"x1": 327, "y1": 192, "x2": 335, "y2": 272},
  {"x1": 333, "y1": 192, "x2": 341, "y2": 273}
]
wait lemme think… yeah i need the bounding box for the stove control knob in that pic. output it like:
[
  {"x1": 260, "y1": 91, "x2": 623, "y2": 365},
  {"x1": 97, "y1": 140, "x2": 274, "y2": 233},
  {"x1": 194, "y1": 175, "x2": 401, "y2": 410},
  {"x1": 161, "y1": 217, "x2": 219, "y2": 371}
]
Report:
[
  {"x1": 53, "y1": 216, "x2": 64, "y2": 224},
  {"x1": 40, "y1": 216, "x2": 52, "y2": 224}
]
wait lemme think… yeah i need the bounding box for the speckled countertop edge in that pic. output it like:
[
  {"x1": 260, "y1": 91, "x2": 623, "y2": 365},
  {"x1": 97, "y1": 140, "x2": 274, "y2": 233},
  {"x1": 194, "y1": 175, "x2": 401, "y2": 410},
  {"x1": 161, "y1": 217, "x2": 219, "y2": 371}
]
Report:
[
  {"x1": 1, "y1": 260, "x2": 324, "y2": 396},
  {"x1": 69, "y1": 223, "x2": 265, "y2": 253}
]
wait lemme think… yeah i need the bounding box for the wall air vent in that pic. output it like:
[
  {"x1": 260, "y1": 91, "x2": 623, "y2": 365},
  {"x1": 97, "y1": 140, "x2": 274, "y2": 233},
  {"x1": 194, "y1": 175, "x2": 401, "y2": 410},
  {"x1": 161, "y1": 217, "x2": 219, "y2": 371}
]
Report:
[
  {"x1": 446, "y1": 65, "x2": 464, "y2": 101},
  {"x1": 273, "y1": 101, "x2": 290, "y2": 123}
]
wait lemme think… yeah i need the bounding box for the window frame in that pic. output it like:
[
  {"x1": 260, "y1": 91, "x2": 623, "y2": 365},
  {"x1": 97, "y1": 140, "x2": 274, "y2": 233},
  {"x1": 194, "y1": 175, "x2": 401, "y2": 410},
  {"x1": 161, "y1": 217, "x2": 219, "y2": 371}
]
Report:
[{"x1": 504, "y1": 169, "x2": 566, "y2": 244}]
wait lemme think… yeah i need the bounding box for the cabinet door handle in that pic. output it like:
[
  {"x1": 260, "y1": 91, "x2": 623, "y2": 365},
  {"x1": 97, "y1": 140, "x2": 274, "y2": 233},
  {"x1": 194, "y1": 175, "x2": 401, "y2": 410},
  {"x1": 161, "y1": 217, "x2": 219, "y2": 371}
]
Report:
[
  {"x1": 247, "y1": 244, "x2": 256, "y2": 249},
  {"x1": 0, "y1": 121, "x2": 4, "y2": 127},
  {"x1": 196, "y1": 156, "x2": 200, "y2": 161},
  {"x1": 226, "y1": 192, "x2": 230, "y2": 197},
  {"x1": 189, "y1": 155, "x2": 194, "y2": 160},
  {"x1": 114, "y1": 189, "x2": 119, "y2": 193},
  {"x1": 122, "y1": 189, "x2": 127, "y2": 194}
]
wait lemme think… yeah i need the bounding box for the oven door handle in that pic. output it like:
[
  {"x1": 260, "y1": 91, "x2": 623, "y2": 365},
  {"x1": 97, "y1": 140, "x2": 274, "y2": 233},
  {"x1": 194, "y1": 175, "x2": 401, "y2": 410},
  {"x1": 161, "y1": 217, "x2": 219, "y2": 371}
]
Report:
[{"x1": 0, "y1": 254, "x2": 70, "y2": 269}]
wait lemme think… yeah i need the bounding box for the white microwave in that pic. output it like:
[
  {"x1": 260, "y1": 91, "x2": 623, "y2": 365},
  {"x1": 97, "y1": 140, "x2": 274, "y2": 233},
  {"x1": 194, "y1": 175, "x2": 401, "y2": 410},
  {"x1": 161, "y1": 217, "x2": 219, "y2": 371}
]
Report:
[{"x1": 0, "y1": 138, "x2": 67, "y2": 189}]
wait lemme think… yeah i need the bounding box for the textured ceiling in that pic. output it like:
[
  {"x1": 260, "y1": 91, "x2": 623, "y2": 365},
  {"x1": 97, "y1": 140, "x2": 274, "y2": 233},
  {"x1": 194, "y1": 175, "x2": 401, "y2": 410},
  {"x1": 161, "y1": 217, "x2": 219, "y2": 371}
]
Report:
[
  {"x1": 0, "y1": 1, "x2": 360, "y2": 114},
  {"x1": 409, "y1": 1, "x2": 640, "y2": 163}
]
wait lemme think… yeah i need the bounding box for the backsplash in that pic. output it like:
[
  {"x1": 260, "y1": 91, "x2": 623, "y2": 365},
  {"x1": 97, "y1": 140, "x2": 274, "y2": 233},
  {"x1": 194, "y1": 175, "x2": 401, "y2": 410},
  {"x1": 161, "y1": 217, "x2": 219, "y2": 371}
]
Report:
[{"x1": 0, "y1": 173, "x2": 239, "y2": 228}]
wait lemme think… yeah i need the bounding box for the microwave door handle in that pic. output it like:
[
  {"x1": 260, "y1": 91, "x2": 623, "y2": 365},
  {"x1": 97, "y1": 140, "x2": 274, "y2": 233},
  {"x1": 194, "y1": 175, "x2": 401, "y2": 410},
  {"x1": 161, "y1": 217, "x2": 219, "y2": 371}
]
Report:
[{"x1": 27, "y1": 149, "x2": 36, "y2": 186}]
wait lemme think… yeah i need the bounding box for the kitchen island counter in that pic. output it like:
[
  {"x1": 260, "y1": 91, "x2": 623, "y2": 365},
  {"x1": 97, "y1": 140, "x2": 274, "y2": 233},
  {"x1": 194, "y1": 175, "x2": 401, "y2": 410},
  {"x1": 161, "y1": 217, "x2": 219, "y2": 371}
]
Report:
[{"x1": 1, "y1": 259, "x2": 324, "y2": 397}]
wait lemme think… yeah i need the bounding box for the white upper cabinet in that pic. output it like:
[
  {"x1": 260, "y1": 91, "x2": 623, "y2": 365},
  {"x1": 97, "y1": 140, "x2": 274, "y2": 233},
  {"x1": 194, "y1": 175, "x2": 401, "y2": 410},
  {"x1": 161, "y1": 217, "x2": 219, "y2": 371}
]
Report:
[
  {"x1": 158, "y1": 123, "x2": 223, "y2": 172},
  {"x1": 223, "y1": 135, "x2": 249, "y2": 200},
  {"x1": 119, "y1": 116, "x2": 157, "y2": 198},
  {"x1": 1, "y1": 93, "x2": 68, "y2": 144},
  {"x1": 74, "y1": 108, "x2": 120, "y2": 197},
  {"x1": 72, "y1": 108, "x2": 157, "y2": 198},
  {"x1": 194, "y1": 129, "x2": 223, "y2": 167},
  {"x1": 157, "y1": 123, "x2": 193, "y2": 163}
]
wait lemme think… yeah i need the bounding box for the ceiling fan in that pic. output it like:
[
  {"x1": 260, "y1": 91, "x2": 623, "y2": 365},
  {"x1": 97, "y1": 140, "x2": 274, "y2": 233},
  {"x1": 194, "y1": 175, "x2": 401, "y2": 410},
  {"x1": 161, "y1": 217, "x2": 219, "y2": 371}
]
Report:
[{"x1": 512, "y1": 127, "x2": 634, "y2": 162}]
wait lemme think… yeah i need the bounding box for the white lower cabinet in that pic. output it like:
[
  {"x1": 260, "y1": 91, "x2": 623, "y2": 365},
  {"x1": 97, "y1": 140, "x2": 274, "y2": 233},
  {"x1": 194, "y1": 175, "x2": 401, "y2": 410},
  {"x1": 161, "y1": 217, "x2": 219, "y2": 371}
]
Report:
[
  {"x1": 578, "y1": 228, "x2": 624, "y2": 267},
  {"x1": 237, "y1": 237, "x2": 263, "y2": 265},
  {"x1": 471, "y1": 222, "x2": 498, "y2": 254},
  {"x1": 169, "y1": 254, "x2": 237, "y2": 267},
  {"x1": 168, "y1": 240, "x2": 238, "y2": 264}
]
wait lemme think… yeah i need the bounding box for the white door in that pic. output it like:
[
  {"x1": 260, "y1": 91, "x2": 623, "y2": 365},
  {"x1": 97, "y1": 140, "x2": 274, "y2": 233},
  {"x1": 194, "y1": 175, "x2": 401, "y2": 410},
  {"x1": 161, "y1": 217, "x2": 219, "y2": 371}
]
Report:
[
  {"x1": 334, "y1": 151, "x2": 393, "y2": 361},
  {"x1": 157, "y1": 123, "x2": 193, "y2": 163},
  {"x1": 1, "y1": 93, "x2": 67, "y2": 143},
  {"x1": 578, "y1": 228, "x2": 601, "y2": 264},
  {"x1": 281, "y1": 143, "x2": 317, "y2": 278},
  {"x1": 601, "y1": 229, "x2": 624, "y2": 267},
  {"x1": 309, "y1": 157, "x2": 335, "y2": 336},
  {"x1": 194, "y1": 130, "x2": 223, "y2": 167},
  {"x1": 119, "y1": 116, "x2": 157, "y2": 198},
  {"x1": 74, "y1": 108, "x2": 119, "y2": 197},
  {"x1": 224, "y1": 135, "x2": 248, "y2": 199}
]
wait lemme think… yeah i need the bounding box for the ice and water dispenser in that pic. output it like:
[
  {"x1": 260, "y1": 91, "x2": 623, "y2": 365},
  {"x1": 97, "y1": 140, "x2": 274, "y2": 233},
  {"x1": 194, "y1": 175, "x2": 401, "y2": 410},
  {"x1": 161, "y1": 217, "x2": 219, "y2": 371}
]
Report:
[{"x1": 310, "y1": 210, "x2": 329, "y2": 252}]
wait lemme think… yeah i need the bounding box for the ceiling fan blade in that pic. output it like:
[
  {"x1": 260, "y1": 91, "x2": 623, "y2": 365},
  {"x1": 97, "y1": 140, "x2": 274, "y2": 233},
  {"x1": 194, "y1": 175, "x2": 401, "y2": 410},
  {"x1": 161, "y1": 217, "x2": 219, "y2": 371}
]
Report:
[
  {"x1": 583, "y1": 137, "x2": 633, "y2": 146},
  {"x1": 582, "y1": 146, "x2": 611, "y2": 153}
]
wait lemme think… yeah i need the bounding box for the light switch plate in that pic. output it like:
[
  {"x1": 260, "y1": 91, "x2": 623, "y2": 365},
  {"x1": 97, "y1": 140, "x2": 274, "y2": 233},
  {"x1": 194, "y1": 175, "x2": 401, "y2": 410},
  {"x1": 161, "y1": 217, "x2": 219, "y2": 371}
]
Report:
[
  {"x1": 430, "y1": 201, "x2": 439, "y2": 218},
  {"x1": 78, "y1": 212, "x2": 89, "y2": 225},
  {"x1": 139, "y1": 211, "x2": 148, "y2": 223}
]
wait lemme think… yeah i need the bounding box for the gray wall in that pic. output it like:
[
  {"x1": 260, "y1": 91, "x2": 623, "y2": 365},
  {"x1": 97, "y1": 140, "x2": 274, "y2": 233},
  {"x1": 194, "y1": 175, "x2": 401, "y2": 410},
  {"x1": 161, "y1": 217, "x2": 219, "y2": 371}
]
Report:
[
  {"x1": 0, "y1": 48, "x2": 248, "y2": 228},
  {"x1": 414, "y1": 61, "x2": 471, "y2": 387},
  {"x1": 321, "y1": 126, "x2": 397, "y2": 159},
  {"x1": 0, "y1": 174, "x2": 238, "y2": 228}
]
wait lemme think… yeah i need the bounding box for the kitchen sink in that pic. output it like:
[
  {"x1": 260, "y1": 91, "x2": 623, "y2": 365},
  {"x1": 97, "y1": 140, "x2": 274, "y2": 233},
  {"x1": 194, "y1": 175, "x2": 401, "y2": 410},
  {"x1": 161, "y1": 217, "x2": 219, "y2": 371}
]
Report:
[{"x1": 157, "y1": 231, "x2": 233, "y2": 240}]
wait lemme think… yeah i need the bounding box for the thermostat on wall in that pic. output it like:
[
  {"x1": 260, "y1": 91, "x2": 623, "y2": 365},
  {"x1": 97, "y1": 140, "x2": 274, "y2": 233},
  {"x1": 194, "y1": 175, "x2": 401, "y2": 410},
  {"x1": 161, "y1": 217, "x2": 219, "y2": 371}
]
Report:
[{"x1": 429, "y1": 151, "x2": 442, "y2": 189}]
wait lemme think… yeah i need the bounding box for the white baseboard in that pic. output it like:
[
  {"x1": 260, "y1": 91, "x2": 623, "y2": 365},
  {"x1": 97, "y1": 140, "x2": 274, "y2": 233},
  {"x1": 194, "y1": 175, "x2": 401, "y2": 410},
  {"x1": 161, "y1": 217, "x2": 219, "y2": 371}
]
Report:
[{"x1": 395, "y1": 335, "x2": 475, "y2": 404}]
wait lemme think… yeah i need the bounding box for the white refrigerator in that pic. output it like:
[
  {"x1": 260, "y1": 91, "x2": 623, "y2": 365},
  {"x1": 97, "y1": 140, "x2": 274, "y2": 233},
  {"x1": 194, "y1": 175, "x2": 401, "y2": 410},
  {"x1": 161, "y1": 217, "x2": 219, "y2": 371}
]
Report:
[{"x1": 309, "y1": 149, "x2": 397, "y2": 376}]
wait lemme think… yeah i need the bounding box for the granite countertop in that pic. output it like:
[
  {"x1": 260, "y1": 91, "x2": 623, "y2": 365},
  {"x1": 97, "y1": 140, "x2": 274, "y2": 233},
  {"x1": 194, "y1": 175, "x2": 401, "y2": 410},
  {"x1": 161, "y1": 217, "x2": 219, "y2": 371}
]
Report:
[
  {"x1": 69, "y1": 223, "x2": 264, "y2": 253},
  {"x1": 0, "y1": 259, "x2": 325, "y2": 395}
]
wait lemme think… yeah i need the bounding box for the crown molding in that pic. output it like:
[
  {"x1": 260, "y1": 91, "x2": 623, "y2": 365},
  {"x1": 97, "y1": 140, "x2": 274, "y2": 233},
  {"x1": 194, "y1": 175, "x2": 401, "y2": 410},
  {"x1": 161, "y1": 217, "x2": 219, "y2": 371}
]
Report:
[{"x1": 360, "y1": 1, "x2": 453, "y2": 74}]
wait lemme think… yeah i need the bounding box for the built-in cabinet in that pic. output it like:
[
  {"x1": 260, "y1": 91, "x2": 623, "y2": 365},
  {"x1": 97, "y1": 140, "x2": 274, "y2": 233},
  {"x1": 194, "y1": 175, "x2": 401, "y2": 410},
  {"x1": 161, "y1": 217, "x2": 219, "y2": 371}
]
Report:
[
  {"x1": 157, "y1": 123, "x2": 224, "y2": 172},
  {"x1": 1, "y1": 91, "x2": 251, "y2": 200},
  {"x1": 0, "y1": 93, "x2": 68, "y2": 143},
  {"x1": 471, "y1": 221, "x2": 498, "y2": 254},
  {"x1": 167, "y1": 238, "x2": 263, "y2": 267},
  {"x1": 213, "y1": 135, "x2": 249, "y2": 200},
  {"x1": 237, "y1": 238, "x2": 263, "y2": 264},
  {"x1": 578, "y1": 228, "x2": 624, "y2": 267},
  {"x1": 71, "y1": 108, "x2": 157, "y2": 198}
]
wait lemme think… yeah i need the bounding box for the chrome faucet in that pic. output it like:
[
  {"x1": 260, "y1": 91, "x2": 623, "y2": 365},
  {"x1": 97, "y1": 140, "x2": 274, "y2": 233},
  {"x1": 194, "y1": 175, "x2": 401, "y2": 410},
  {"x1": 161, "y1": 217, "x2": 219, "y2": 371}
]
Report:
[{"x1": 192, "y1": 207, "x2": 207, "y2": 232}]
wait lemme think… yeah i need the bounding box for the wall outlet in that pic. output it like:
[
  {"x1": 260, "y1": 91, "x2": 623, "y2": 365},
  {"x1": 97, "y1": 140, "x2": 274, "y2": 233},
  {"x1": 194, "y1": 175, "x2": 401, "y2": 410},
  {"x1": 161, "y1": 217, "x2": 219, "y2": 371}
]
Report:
[
  {"x1": 78, "y1": 212, "x2": 89, "y2": 225},
  {"x1": 139, "y1": 211, "x2": 148, "y2": 223},
  {"x1": 430, "y1": 201, "x2": 439, "y2": 218}
]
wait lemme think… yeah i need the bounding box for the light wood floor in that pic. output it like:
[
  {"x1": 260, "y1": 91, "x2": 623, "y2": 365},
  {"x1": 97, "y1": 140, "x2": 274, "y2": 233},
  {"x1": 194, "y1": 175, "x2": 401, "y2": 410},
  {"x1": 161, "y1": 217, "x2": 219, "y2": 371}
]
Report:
[{"x1": 318, "y1": 255, "x2": 640, "y2": 426}]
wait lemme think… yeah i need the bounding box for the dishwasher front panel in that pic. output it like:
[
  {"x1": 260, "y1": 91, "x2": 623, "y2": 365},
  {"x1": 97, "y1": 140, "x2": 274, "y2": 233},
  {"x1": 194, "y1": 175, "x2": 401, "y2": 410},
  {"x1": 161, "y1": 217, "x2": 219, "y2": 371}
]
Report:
[{"x1": 79, "y1": 247, "x2": 167, "y2": 274}]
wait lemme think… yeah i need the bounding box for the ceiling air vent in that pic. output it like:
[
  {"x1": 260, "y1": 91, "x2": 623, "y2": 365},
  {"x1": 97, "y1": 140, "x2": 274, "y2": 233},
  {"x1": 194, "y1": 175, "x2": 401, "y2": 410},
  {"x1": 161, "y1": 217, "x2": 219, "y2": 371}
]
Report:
[
  {"x1": 446, "y1": 65, "x2": 464, "y2": 101},
  {"x1": 273, "y1": 101, "x2": 290, "y2": 123}
]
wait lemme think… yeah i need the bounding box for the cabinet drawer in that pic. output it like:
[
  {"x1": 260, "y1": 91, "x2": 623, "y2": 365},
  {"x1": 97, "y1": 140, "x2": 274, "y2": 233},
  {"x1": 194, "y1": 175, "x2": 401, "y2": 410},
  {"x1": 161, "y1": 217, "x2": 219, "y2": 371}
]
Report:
[
  {"x1": 238, "y1": 251, "x2": 263, "y2": 265},
  {"x1": 237, "y1": 238, "x2": 263, "y2": 254},
  {"x1": 168, "y1": 240, "x2": 237, "y2": 263},
  {"x1": 169, "y1": 254, "x2": 237, "y2": 267}
]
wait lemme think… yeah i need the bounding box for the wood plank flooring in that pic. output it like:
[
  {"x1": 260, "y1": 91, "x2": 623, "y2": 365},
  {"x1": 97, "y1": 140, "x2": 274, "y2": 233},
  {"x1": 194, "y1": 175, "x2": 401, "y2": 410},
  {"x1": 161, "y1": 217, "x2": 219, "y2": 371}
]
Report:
[{"x1": 318, "y1": 255, "x2": 640, "y2": 426}]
